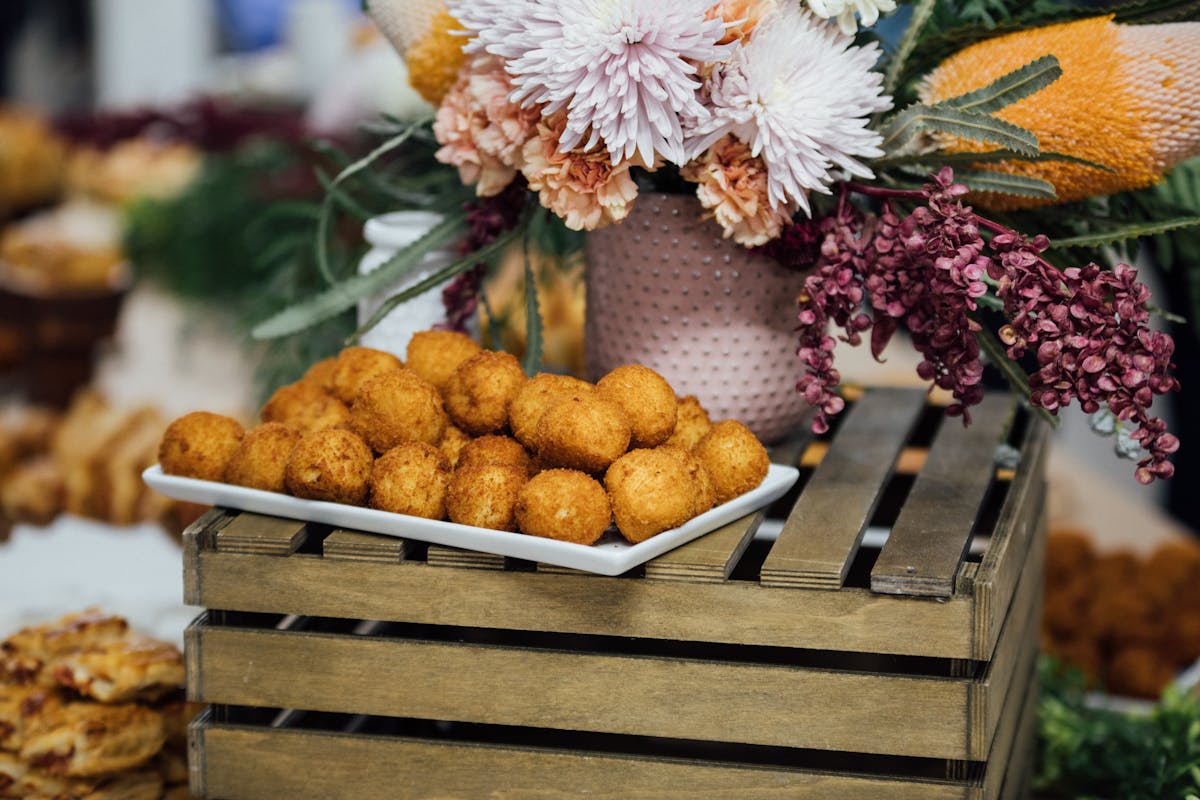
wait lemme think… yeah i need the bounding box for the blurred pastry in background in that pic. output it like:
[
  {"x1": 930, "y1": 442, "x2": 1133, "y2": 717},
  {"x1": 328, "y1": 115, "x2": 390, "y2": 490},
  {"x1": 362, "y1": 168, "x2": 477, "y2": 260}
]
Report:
[
  {"x1": 0, "y1": 201, "x2": 126, "y2": 295},
  {"x1": 65, "y1": 138, "x2": 201, "y2": 207},
  {"x1": 0, "y1": 107, "x2": 67, "y2": 218}
]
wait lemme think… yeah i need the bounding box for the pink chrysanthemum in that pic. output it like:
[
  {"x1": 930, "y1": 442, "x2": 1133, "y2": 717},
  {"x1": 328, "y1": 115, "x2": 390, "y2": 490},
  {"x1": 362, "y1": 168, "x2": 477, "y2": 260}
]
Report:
[
  {"x1": 448, "y1": 0, "x2": 730, "y2": 167},
  {"x1": 684, "y1": 4, "x2": 891, "y2": 215},
  {"x1": 521, "y1": 116, "x2": 639, "y2": 231}
]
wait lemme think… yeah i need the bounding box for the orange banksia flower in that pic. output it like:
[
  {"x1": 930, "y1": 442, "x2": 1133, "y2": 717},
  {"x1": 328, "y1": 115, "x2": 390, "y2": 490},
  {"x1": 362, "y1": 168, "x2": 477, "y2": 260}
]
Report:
[
  {"x1": 921, "y1": 17, "x2": 1200, "y2": 210},
  {"x1": 365, "y1": 0, "x2": 467, "y2": 105}
]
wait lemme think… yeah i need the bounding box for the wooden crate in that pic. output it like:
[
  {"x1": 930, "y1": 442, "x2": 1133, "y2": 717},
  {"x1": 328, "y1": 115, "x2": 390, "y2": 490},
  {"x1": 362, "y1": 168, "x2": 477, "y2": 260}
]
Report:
[{"x1": 182, "y1": 388, "x2": 1047, "y2": 799}]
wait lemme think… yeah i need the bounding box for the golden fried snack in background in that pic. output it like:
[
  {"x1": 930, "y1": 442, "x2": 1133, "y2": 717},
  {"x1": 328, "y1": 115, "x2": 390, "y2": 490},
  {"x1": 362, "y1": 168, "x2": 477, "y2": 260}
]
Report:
[
  {"x1": 284, "y1": 429, "x2": 373, "y2": 505},
  {"x1": 369, "y1": 443, "x2": 451, "y2": 519},
  {"x1": 223, "y1": 423, "x2": 300, "y2": 493},
  {"x1": 456, "y1": 435, "x2": 533, "y2": 476},
  {"x1": 446, "y1": 463, "x2": 528, "y2": 531},
  {"x1": 2, "y1": 610, "x2": 129, "y2": 685},
  {"x1": 508, "y1": 373, "x2": 594, "y2": 449},
  {"x1": 50, "y1": 634, "x2": 184, "y2": 704},
  {"x1": 1, "y1": 457, "x2": 64, "y2": 526},
  {"x1": 692, "y1": 420, "x2": 769, "y2": 505},
  {"x1": 438, "y1": 424, "x2": 471, "y2": 468},
  {"x1": 406, "y1": 330, "x2": 481, "y2": 391},
  {"x1": 535, "y1": 393, "x2": 631, "y2": 474},
  {"x1": 443, "y1": 351, "x2": 527, "y2": 435},
  {"x1": 260, "y1": 380, "x2": 350, "y2": 434},
  {"x1": 0, "y1": 751, "x2": 96, "y2": 800},
  {"x1": 19, "y1": 702, "x2": 164, "y2": 777},
  {"x1": 596, "y1": 364, "x2": 677, "y2": 449},
  {"x1": 157, "y1": 412, "x2": 244, "y2": 483},
  {"x1": 664, "y1": 395, "x2": 712, "y2": 451},
  {"x1": 349, "y1": 371, "x2": 446, "y2": 452},
  {"x1": 301, "y1": 356, "x2": 338, "y2": 388},
  {"x1": 605, "y1": 449, "x2": 697, "y2": 543},
  {"x1": 0, "y1": 684, "x2": 60, "y2": 751},
  {"x1": 327, "y1": 346, "x2": 405, "y2": 405},
  {"x1": 516, "y1": 469, "x2": 611, "y2": 545}
]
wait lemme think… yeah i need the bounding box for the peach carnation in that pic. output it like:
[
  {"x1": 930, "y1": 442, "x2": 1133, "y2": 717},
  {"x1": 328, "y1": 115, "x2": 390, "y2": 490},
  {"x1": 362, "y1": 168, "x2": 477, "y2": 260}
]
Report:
[
  {"x1": 433, "y1": 55, "x2": 540, "y2": 197},
  {"x1": 520, "y1": 116, "x2": 639, "y2": 231},
  {"x1": 706, "y1": 0, "x2": 777, "y2": 45},
  {"x1": 680, "y1": 135, "x2": 792, "y2": 246}
]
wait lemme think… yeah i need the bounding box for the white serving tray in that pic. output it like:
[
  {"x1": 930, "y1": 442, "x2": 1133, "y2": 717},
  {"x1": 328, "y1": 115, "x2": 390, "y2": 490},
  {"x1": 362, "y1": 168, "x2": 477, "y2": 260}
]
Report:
[{"x1": 143, "y1": 464, "x2": 799, "y2": 576}]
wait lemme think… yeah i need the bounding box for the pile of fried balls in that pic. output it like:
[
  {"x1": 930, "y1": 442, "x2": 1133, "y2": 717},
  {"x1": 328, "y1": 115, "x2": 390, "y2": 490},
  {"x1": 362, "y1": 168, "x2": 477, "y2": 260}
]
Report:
[{"x1": 157, "y1": 331, "x2": 769, "y2": 546}]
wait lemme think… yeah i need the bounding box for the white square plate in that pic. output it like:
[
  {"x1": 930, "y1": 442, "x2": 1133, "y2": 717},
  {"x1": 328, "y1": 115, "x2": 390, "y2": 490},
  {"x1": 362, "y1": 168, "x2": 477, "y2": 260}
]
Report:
[{"x1": 143, "y1": 464, "x2": 799, "y2": 575}]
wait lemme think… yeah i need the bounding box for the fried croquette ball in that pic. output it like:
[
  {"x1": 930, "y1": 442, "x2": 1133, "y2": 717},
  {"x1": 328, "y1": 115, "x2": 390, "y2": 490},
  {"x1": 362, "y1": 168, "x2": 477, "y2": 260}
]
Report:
[
  {"x1": 445, "y1": 463, "x2": 528, "y2": 531},
  {"x1": 665, "y1": 395, "x2": 712, "y2": 451},
  {"x1": 692, "y1": 420, "x2": 769, "y2": 504},
  {"x1": 660, "y1": 445, "x2": 716, "y2": 516},
  {"x1": 439, "y1": 424, "x2": 471, "y2": 468},
  {"x1": 158, "y1": 412, "x2": 244, "y2": 482},
  {"x1": 328, "y1": 346, "x2": 405, "y2": 404},
  {"x1": 536, "y1": 393, "x2": 631, "y2": 474},
  {"x1": 605, "y1": 448, "x2": 697, "y2": 543},
  {"x1": 349, "y1": 371, "x2": 447, "y2": 453},
  {"x1": 405, "y1": 330, "x2": 481, "y2": 391},
  {"x1": 223, "y1": 423, "x2": 300, "y2": 493},
  {"x1": 509, "y1": 373, "x2": 594, "y2": 448},
  {"x1": 369, "y1": 442, "x2": 452, "y2": 519},
  {"x1": 1107, "y1": 646, "x2": 1176, "y2": 699},
  {"x1": 260, "y1": 380, "x2": 350, "y2": 433},
  {"x1": 516, "y1": 469, "x2": 611, "y2": 545},
  {"x1": 284, "y1": 429, "x2": 373, "y2": 505},
  {"x1": 1045, "y1": 528, "x2": 1096, "y2": 585},
  {"x1": 597, "y1": 364, "x2": 677, "y2": 448},
  {"x1": 443, "y1": 350, "x2": 527, "y2": 435},
  {"x1": 302, "y1": 356, "x2": 338, "y2": 389},
  {"x1": 457, "y1": 435, "x2": 533, "y2": 475}
]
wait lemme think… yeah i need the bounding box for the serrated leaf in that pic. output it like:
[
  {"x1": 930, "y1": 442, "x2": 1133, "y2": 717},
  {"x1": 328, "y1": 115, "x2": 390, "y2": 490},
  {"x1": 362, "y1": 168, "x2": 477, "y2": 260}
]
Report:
[
  {"x1": 520, "y1": 227, "x2": 543, "y2": 377},
  {"x1": 881, "y1": 104, "x2": 1040, "y2": 156},
  {"x1": 879, "y1": 149, "x2": 1112, "y2": 172},
  {"x1": 956, "y1": 170, "x2": 1057, "y2": 198},
  {"x1": 1049, "y1": 216, "x2": 1200, "y2": 249},
  {"x1": 252, "y1": 214, "x2": 467, "y2": 339},
  {"x1": 936, "y1": 55, "x2": 1061, "y2": 115},
  {"x1": 349, "y1": 216, "x2": 529, "y2": 341}
]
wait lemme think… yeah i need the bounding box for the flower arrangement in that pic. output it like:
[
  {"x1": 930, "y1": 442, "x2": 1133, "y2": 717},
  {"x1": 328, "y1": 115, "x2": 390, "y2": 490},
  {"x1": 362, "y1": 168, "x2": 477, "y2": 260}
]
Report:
[{"x1": 254, "y1": 0, "x2": 1200, "y2": 484}]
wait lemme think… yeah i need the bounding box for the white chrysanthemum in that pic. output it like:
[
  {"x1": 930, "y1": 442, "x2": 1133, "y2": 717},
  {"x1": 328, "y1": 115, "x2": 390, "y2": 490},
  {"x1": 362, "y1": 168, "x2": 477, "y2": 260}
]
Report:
[
  {"x1": 683, "y1": 5, "x2": 892, "y2": 215},
  {"x1": 447, "y1": 0, "x2": 730, "y2": 166},
  {"x1": 806, "y1": 0, "x2": 896, "y2": 35}
]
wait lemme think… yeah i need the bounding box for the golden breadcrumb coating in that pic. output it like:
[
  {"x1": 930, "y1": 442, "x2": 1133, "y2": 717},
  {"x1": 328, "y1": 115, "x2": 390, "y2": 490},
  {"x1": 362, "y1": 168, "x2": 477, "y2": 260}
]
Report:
[
  {"x1": 508, "y1": 373, "x2": 594, "y2": 448},
  {"x1": 350, "y1": 371, "x2": 447, "y2": 452},
  {"x1": 536, "y1": 393, "x2": 631, "y2": 474},
  {"x1": 438, "y1": 423, "x2": 471, "y2": 468},
  {"x1": 664, "y1": 395, "x2": 713, "y2": 451},
  {"x1": 328, "y1": 346, "x2": 405, "y2": 405},
  {"x1": 456, "y1": 434, "x2": 533, "y2": 475},
  {"x1": 445, "y1": 463, "x2": 528, "y2": 531},
  {"x1": 605, "y1": 448, "x2": 697, "y2": 543},
  {"x1": 516, "y1": 469, "x2": 611, "y2": 545},
  {"x1": 405, "y1": 329, "x2": 481, "y2": 391},
  {"x1": 260, "y1": 381, "x2": 350, "y2": 434},
  {"x1": 597, "y1": 364, "x2": 677, "y2": 448},
  {"x1": 223, "y1": 423, "x2": 300, "y2": 493},
  {"x1": 692, "y1": 420, "x2": 768, "y2": 504},
  {"x1": 443, "y1": 350, "x2": 527, "y2": 435},
  {"x1": 157, "y1": 412, "x2": 244, "y2": 482},
  {"x1": 284, "y1": 429, "x2": 373, "y2": 505},
  {"x1": 369, "y1": 442, "x2": 452, "y2": 519}
]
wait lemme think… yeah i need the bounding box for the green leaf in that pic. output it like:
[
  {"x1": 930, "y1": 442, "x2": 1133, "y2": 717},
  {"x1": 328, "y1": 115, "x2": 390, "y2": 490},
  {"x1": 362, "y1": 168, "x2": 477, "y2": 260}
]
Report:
[
  {"x1": 883, "y1": 0, "x2": 937, "y2": 95},
  {"x1": 935, "y1": 55, "x2": 1061, "y2": 115},
  {"x1": 881, "y1": 104, "x2": 1040, "y2": 156},
  {"x1": 348, "y1": 215, "x2": 529, "y2": 342},
  {"x1": 252, "y1": 214, "x2": 467, "y2": 339},
  {"x1": 313, "y1": 114, "x2": 433, "y2": 284},
  {"x1": 521, "y1": 224, "x2": 543, "y2": 377},
  {"x1": 956, "y1": 169, "x2": 1057, "y2": 199},
  {"x1": 880, "y1": 149, "x2": 1111, "y2": 173},
  {"x1": 1049, "y1": 217, "x2": 1200, "y2": 249}
]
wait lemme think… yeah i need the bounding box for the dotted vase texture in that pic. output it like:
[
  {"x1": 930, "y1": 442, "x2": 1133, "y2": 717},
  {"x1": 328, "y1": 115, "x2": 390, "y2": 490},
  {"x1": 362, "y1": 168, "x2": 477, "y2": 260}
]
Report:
[{"x1": 584, "y1": 193, "x2": 811, "y2": 443}]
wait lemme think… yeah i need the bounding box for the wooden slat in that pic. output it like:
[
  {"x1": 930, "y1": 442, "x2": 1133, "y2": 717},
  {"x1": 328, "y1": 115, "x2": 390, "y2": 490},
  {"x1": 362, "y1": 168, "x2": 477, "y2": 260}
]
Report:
[
  {"x1": 761, "y1": 388, "x2": 926, "y2": 589},
  {"x1": 192, "y1": 722, "x2": 970, "y2": 800},
  {"x1": 426, "y1": 545, "x2": 507, "y2": 571},
  {"x1": 182, "y1": 509, "x2": 236, "y2": 604},
  {"x1": 322, "y1": 530, "x2": 408, "y2": 563},
  {"x1": 643, "y1": 511, "x2": 762, "y2": 583},
  {"x1": 871, "y1": 394, "x2": 1015, "y2": 598},
  {"x1": 189, "y1": 550, "x2": 977, "y2": 657},
  {"x1": 980, "y1": 650, "x2": 1040, "y2": 800},
  {"x1": 190, "y1": 626, "x2": 971, "y2": 759},
  {"x1": 965, "y1": 420, "x2": 1049, "y2": 659},
  {"x1": 214, "y1": 513, "x2": 309, "y2": 556},
  {"x1": 996, "y1": 687, "x2": 1038, "y2": 800}
]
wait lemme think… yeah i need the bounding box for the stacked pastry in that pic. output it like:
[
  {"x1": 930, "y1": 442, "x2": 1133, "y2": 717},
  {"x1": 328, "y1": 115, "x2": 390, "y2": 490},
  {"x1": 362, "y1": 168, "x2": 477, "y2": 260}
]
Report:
[
  {"x1": 0, "y1": 610, "x2": 197, "y2": 799},
  {"x1": 159, "y1": 332, "x2": 770, "y2": 546}
]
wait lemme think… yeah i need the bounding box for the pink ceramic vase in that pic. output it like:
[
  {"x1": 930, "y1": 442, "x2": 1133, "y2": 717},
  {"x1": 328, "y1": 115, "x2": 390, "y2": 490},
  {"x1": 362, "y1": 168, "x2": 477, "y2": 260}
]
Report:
[{"x1": 584, "y1": 193, "x2": 811, "y2": 443}]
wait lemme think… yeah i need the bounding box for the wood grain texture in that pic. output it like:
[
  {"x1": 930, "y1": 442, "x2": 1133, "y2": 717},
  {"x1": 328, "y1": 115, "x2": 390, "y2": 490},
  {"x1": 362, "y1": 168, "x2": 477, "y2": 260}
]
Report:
[
  {"x1": 182, "y1": 509, "x2": 236, "y2": 605},
  {"x1": 872, "y1": 394, "x2": 1015, "y2": 598},
  {"x1": 996, "y1": 686, "x2": 1038, "y2": 800},
  {"x1": 214, "y1": 513, "x2": 309, "y2": 556},
  {"x1": 192, "y1": 723, "x2": 971, "y2": 800},
  {"x1": 322, "y1": 530, "x2": 408, "y2": 563},
  {"x1": 190, "y1": 624, "x2": 974, "y2": 758},
  {"x1": 761, "y1": 388, "x2": 926, "y2": 589},
  {"x1": 426, "y1": 545, "x2": 507, "y2": 570},
  {"x1": 966, "y1": 421, "x2": 1049, "y2": 660},
  {"x1": 189, "y1": 551, "x2": 976, "y2": 657},
  {"x1": 643, "y1": 511, "x2": 762, "y2": 583},
  {"x1": 980, "y1": 646, "x2": 1039, "y2": 800}
]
